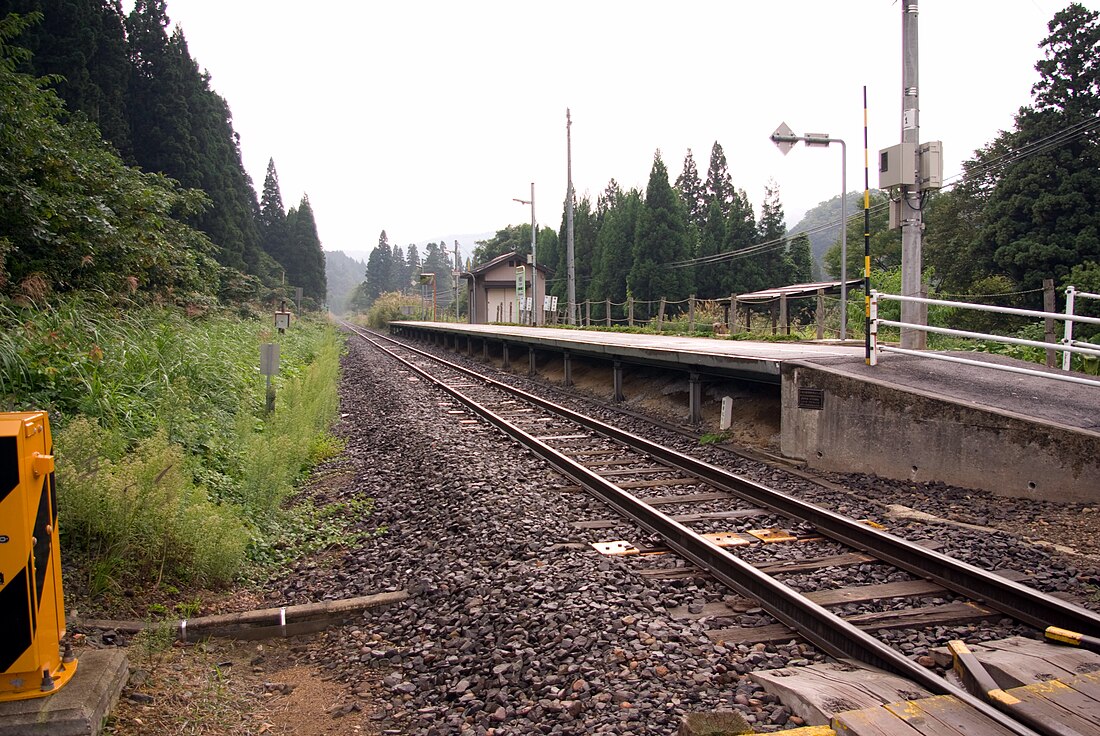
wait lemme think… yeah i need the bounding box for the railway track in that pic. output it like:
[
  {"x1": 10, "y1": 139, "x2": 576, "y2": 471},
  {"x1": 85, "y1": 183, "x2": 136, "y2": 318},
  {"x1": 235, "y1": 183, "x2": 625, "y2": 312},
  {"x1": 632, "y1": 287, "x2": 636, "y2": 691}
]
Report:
[{"x1": 347, "y1": 323, "x2": 1100, "y2": 735}]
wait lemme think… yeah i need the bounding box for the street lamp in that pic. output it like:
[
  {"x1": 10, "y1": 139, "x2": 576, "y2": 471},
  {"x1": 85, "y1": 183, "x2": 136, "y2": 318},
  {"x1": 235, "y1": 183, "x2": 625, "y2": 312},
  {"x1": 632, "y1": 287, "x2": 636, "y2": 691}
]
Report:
[
  {"x1": 513, "y1": 182, "x2": 538, "y2": 325},
  {"x1": 770, "y1": 122, "x2": 849, "y2": 341},
  {"x1": 418, "y1": 272, "x2": 436, "y2": 321}
]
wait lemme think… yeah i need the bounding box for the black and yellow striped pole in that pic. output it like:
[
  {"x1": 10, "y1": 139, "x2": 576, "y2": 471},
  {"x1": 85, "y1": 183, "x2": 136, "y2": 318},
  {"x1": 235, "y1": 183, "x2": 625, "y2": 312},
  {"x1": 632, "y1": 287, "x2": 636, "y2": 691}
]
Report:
[
  {"x1": 0, "y1": 411, "x2": 77, "y2": 701},
  {"x1": 863, "y1": 86, "x2": 872, "y2": 365}
]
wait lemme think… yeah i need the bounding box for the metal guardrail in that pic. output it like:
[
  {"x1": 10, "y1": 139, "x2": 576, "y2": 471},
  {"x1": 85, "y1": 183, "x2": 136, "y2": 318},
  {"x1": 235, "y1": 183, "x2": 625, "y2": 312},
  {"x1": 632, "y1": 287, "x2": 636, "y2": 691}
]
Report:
[{"x1": 870, "y1": 289, "x2": 1100, "y2": 387}]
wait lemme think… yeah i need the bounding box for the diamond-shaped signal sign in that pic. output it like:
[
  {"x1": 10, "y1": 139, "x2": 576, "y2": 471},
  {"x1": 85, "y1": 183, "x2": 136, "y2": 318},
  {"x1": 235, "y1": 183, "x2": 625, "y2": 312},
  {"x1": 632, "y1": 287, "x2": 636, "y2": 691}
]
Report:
[{"x1": 771, "y1": 122, "x2": 797, "y2": 156}]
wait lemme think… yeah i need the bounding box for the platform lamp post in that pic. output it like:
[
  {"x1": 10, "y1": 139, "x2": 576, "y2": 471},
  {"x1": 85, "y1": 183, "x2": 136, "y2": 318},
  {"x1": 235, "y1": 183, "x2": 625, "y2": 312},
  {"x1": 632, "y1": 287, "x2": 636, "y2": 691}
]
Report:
[
  {"x1": 418, "y1": 272, "x2": 437, "y2": 321},
  {"x1": 513, "y1": 182, "x2": 538, "y2": 325},
  {"x1": 771, "y1": 123, "x2": 848, "y2": 341}
]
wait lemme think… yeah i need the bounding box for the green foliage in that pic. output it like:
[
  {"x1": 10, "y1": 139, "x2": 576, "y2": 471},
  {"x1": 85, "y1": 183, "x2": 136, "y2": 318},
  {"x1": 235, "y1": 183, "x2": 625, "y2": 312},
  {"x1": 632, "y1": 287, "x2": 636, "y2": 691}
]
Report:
[
  {"x1": 56, "y1": 418, "x2": 247, "y2": 588},
  {"x1": 362, "y1": 291, "x2": 420, "y2": 328},
  {"x1": 0, "y1": 14, "x2": 221, "y2": 302},
  {"x1": 629, "y1": 152, "x2": 692, "y2": 312},
  {"x1": 1, "y1": 298, "x2": 345, "y2": 590}
]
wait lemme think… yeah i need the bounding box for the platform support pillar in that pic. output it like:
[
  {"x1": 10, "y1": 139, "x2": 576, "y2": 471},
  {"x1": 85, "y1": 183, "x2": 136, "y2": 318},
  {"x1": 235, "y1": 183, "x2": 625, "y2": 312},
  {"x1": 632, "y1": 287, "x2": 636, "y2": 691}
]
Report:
[
  {"x1": 688, "y1": 372, "x2": 702, "y2": 425},
  {"x1": 528, "y1": 347, "x2": 536, "y2": 377},
  {"x1": 467, "y1": 336, "x2": 473, "y2": 357},
  {"x1": 563, "y1": 350, "x2": 573, "y2": 387},
  {"x1": 501, "y1": 342, "x2": 510, "y2": 370},
  {"x1": 482, "y1": 339, "x2": 488, "y2": 362},
  {"x1": 612, "y1": 360, "x2": 624, "y2": 403}
]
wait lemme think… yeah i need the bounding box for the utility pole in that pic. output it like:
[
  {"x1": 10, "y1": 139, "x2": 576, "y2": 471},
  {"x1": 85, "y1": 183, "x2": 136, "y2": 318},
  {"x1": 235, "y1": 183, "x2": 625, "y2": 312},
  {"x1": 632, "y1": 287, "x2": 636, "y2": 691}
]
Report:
[
  {"x1": 566, "y1": 108, "x2": 576, "y2": 326},
  {"x1": 453, "y1": 240, "x2": 460, "y2": 322},
  {"x1": 529, "y1": 183, "x2": 537, "y2": 325},
  {"x1": 900, "y1": 0, "x2": 926, "y2": 348}
]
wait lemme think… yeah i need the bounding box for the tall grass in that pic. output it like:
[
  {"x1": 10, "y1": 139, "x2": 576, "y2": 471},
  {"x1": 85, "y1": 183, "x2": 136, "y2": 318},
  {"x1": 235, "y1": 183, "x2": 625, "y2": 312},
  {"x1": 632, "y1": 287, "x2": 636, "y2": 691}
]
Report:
[{"x1": 0, "y1": 297, "x2": 343, "y2": 592}]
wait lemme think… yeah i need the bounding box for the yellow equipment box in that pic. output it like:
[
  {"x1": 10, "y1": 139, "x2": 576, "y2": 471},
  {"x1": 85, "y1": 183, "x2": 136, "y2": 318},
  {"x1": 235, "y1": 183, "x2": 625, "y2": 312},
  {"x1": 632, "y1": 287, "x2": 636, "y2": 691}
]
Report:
[{"x1": 0, "y1": 411, "x2": 76, "y2": 701}]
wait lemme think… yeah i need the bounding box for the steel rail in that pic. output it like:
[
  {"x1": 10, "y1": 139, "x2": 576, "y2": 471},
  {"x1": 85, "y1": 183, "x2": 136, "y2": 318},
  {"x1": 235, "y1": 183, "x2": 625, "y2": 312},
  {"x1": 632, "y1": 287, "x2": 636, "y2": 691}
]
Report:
[{"x1": 351, "y1": 326, "x2": 1051, "y2": 735}]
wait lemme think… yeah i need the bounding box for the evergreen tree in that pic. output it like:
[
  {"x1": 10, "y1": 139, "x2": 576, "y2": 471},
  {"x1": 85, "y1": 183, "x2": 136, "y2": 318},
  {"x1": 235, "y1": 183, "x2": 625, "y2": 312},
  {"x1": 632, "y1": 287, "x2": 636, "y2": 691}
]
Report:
[
  {"x1": 287, "y1": 194, "x2": 325, "y2": 302},
  {"x1": 695, "y1": 198, "x2": 726, "y2": 298},
  {"x1": 789, "y1": 233, "x2": 813, "y2": 283},
  {"x1": 420, "y1": 241, "x2": 453, "y2": 304},
  {"x1": 390, "y1": 242, "x2": 406, "y2": 293},
  {"x1": 977, "y1": 3, "x2": 1100, "y2": 289},
  {"x1": 675, "y1": 149, "x2": 707, "y2": 233},
  {"x1": 589, "y1": 188, "x2": 641, "y2": 306},
  {"x1": 2, "y1": 0, "x2": 133, "y2": 156},
  {"x1": 722, "y1": 190, "x2": 759, "y2": 295},
  {"x1": 704, "y1": 142, "x2": 735, "y2": 216},
  {"x1": 125, "y1": 1, "x2": 264, "y2": 275},
  {"x1": 405, "y1": 244, "x2": 420, "y2": 290},
  {"x1": 756, "y1": 181, "x2": 792, "y2": 288},
  {"x1": 258, "y1": 158, "x2": 290, "y2": 274},
  {"x1": 628, "y1": 152, "x2": 692, "y2": 311},
  {"x1": 364, "y1": 231, "x2": 393, "y2": 301}
]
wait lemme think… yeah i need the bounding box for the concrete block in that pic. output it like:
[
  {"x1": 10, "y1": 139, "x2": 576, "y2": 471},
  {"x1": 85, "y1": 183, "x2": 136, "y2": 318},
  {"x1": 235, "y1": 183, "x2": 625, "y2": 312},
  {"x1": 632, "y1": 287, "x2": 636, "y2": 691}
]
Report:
[{"x1": 0, "y1": 649, "x2": 129, "y2": 736}]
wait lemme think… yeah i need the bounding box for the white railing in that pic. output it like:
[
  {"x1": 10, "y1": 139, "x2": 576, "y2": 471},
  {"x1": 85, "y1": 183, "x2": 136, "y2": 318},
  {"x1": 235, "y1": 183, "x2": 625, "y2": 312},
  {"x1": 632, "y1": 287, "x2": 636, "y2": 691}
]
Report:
[
  {"x1": 1062, "y1": 286, "x2": 1100, "y2": 371},
  {"x1": 869, "y1": 289, "x2": 1100, "y2": 387}
]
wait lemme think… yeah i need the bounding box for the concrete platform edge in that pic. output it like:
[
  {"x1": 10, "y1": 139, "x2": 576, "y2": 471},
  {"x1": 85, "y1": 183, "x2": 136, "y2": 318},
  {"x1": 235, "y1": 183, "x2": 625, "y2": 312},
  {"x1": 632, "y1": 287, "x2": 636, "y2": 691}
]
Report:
[{"x1": 0, "y1": 649, "x2": 129, "y2": 736}]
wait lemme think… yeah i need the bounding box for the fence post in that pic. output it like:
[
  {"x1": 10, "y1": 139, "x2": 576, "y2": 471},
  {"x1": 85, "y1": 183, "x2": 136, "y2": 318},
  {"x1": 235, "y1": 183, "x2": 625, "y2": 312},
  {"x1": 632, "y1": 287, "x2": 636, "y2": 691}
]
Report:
[
  {"x1": 628, "y1": 297, "x2": 634, "y2": 327},
  {"x1": 689, "y1": 294, "x2": 696, "y2": 333},
  {"x1": 1063, "y1": 286, "x2": 1077, "y2": 371},
  {"x1": 585, "y1": 300, "x2": 591, "y2": 327},
  {"x1": 658, "y1": 297, "x2": 667, "y2": 330},
  {"x1": 770, "y1": 301, "x2": 778, "y2": 335},
  {"x1": 728, "y1": 295, "x2": 736, "y2": 333},
  {"x1": 779, "y1": 295, "x2": 789, "y2": 335},
  {"x1": 816, "y1": 288, "x2": 825, "y2": 339},
  {"x1": 1044, "y1": 278, "x2": 1056, "y2": 368}
]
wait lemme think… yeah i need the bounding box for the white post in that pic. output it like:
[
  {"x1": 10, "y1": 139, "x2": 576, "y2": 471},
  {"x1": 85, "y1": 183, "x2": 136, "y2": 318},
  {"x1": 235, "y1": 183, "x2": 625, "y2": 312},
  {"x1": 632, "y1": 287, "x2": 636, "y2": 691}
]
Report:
[{"x1": 1063, "y1": 286, "x2": 1077, "y2": 371}]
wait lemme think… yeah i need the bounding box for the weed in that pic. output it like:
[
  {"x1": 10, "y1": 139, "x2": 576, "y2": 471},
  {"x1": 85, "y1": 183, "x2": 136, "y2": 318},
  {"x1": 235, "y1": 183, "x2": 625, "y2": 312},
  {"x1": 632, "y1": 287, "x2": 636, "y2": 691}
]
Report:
[{"x1": 699, "y1": 432, "x2": 732, "y2": 445}]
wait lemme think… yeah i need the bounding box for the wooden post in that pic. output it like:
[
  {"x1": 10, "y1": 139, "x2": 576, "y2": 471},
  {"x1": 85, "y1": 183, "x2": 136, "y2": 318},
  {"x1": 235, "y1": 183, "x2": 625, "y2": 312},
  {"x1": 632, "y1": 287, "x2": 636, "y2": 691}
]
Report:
[
  {"x1": 816, "y1": 288, "x2": 825, "y2": 340},
  {"x1": 743, "y1": 300, "x2": 751, "y2": 332},
  {"x1": 779, "y1": 295, "x2": 789, "y2": 335},
  {"x1": 728, "y1": 295, "x2": 736, "y2": 333},
  {"x1": 770, "y1": 301, "x2": 778, "y2": 335},
  {"x1": 628, "y1": 297, "x2": 634, "y2": 327},
  {"x1": 689, "y1": 294, "x2": 696, "y2": 333},
  {"x1": 658, "y1": 297, "x2": 667, "y2": 331},
  {"x1": 605, "y1": 298, "x2": 611, "y2": 327},
  {"x1": 1044, "y1": 278, "x2": 1056, "y2": 368},
  {"x1": 585, "y1": 300, "x2": 591, "y2": 327}
]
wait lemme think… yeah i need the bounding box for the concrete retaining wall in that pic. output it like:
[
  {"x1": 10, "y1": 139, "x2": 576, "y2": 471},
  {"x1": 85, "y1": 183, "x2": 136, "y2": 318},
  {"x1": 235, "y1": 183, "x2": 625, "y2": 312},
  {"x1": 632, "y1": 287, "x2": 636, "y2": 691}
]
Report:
[{"x1": 780, "y1": 361, "x2": 1100, "y2": 503}]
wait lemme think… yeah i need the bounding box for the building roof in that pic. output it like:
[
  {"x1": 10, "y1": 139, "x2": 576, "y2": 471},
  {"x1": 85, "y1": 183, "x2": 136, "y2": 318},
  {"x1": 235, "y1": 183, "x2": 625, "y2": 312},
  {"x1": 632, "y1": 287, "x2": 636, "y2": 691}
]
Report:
[
  {"x1": 464, "y1": 251, "x2": 551, "y2": 277},
  {"x1": 736, "y1": 278, "x2": 865, "y2": 302}
]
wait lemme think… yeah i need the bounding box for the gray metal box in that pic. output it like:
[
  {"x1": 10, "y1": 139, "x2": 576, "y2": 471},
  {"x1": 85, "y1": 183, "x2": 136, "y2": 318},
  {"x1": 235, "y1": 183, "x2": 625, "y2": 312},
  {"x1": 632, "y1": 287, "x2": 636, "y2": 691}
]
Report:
[
  {"x1": 878, "y1": 143, "x2": 915, "y2": 188},
  {"x1": 919, "y1": 141, "x2": 943, "y2": 189}
]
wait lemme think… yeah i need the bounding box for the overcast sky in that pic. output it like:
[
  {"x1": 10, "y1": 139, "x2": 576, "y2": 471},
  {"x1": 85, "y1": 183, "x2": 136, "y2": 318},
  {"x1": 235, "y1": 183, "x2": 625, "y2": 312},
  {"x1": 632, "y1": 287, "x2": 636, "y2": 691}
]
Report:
[{"x1": 162, "y1": 1, "x2": 1094, "y2": 260}]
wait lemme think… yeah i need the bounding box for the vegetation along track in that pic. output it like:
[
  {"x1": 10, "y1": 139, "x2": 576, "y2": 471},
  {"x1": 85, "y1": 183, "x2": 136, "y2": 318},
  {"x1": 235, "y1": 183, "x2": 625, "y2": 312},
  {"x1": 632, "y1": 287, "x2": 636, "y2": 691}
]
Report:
[{"x1": 345, "y1": 323, "x2": 1100, "y2": 734}]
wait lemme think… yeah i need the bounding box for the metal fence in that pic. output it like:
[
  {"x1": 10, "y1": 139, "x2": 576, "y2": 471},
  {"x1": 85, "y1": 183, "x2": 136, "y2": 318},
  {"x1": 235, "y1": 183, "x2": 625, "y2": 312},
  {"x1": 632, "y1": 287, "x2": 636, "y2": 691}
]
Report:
[{"x1": 869, "y1": 288, "x2": 1100, "y2": 387}]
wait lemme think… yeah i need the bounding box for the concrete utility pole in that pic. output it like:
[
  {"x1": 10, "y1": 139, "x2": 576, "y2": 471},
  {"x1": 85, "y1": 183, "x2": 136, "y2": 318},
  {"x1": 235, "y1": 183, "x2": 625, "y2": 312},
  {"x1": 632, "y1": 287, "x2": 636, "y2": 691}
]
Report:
[
  {"x1": 453, "y1": 240, "x2": 460, "y2": 321},
  {"x1": 900, "y1": 0, "x2": 926, "y2": 348},
  {"x1": 566, "y1": 108, "x2": 577, "y2": 326}
]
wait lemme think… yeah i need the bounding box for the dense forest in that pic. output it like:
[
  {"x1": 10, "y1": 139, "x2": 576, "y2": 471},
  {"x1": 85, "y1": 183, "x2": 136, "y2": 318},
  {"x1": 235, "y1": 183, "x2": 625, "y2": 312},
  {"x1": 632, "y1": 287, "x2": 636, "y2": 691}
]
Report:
[
  {"x1": 352, "y1": 4, "x2": 1098, "y2": 333},
  {"x1": 0, "y1": 0, "x2": 325, "y2": 306}
]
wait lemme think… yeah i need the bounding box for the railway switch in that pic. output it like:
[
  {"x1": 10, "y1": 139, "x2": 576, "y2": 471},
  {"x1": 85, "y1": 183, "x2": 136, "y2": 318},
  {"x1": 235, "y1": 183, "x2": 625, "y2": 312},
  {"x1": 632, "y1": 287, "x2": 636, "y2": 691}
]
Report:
[{"x1": 0, "y1": 411, "x2": 77, "y2": 702}]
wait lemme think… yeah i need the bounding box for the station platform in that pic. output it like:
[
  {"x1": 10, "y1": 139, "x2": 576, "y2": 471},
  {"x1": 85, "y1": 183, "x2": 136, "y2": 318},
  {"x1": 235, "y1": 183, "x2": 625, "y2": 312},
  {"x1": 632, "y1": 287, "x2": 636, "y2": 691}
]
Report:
[{"x1": 390, "y1": 322, "x2": 1100, "y2": 502}]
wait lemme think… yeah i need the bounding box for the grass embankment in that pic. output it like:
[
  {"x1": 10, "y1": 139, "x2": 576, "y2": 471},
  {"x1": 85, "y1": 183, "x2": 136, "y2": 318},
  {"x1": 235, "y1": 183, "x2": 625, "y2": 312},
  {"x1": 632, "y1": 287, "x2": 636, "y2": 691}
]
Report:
[{"x1": 0, "y1": 298, "x2": 350, "y2": 611}]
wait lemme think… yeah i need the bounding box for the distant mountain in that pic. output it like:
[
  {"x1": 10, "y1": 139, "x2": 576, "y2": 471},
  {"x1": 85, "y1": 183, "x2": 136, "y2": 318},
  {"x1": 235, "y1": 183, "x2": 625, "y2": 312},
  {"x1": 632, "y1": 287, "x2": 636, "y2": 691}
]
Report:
[
  {"x1": 324, "y1": 250, "x2": 367, "y2": 314},
  {"x1": 789, "y1": 192, "x2": 873, "y2": 277},
  {"x1": 337, "y1": 232, "x2": 494, "y2": 267}
]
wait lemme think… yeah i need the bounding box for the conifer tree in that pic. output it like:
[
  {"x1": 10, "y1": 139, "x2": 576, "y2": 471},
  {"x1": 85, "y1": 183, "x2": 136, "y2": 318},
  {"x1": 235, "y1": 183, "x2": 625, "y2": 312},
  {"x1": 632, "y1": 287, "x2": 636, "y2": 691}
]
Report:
[
  {"x1": 704, "y1": 142, "x2": 735, "y2": 216},
  {"x1": 364, "y1": 231, "x2": 393, "y2": 301},
  {"x1": 258, "y1": 158, "x2": 290, "y2": 274},
  {"x1": 390, "y1": 243, "x2": 406, "y2": 293},
  {"x1": 590, "y1": 188, "x2": 641, "y2": 306},
  {"x1": 757, "y1": 181, "x2": 793, "y2": 288},
  {"x1": 628, "y1": 152, "x2": 692, "y2": 312},
  {"x1": 287, "y1": 194, "x2": 325, "y2": 302},
  {"x1": 789, "y1": 233, "x2": 814, "y2": 283},
  {"x1": 696, "y1": 199, "x2": 726, "y2": 298},
  {"x1": 722, "y1": 190, "x2": 759, "y2": 295},
  {"x1": 675, "y1": 149, "x2": 707, "y2": 233},
  {"x1": 405, "y1": 244, "x2": 421, "y2": 290}
]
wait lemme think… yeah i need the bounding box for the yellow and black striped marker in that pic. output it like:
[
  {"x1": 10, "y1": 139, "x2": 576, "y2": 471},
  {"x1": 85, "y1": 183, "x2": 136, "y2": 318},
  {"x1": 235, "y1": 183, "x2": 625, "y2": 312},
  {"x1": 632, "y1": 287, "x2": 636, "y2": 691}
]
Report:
[
  {"x1": 0, "y1": 411, "x2": 77, "y2": 701},
  {"x1": 1046, "y1": 625, "x2": 1100, "y2": 653}
]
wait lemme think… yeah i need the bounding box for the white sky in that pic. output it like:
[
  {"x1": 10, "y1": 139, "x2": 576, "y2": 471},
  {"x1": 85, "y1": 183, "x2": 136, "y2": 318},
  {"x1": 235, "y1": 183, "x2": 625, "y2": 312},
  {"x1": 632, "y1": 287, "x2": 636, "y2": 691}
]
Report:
[{"x1": 161, "y1": 0, "x2": 1094, "y2": 260}]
